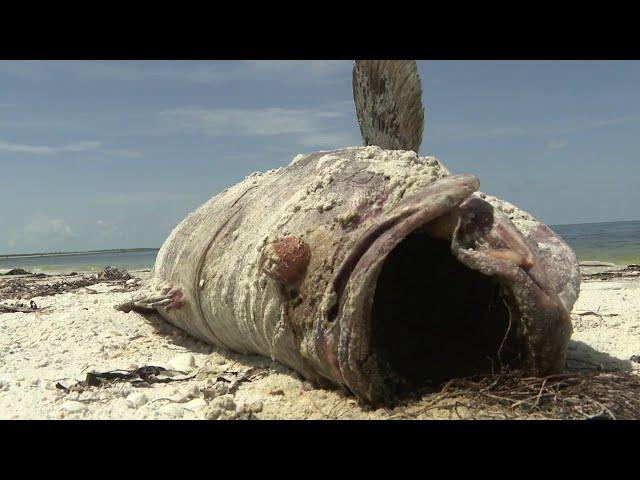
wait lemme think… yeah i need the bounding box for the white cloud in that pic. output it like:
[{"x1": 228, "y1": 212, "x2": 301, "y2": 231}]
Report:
[
  {"x1": 75, "y1": 61, "x2": 229, "y2": 84},
  {"x1": 0, "y1": 60, "x2": 352, "y2": 87},
  {"x1": 546, "y1": 139, "x2": 569, "y2": 150},
  {"x1": 158, "y1": 107, "x2": 317, "y2": 136},
  {"x1": 7, "y1": 218, "x2": 77, "y2": 250},
  {"x1": 0, "y1": 139, "x2": 143, "y2": 158},
  {"x1": 0, "y1": 139, "x2": 101, "y2": 155},
  {"x1": 430, "y1": 114, "x2": 640, "y2": 146},
  {"x1": 95, "y1": 219, "x2": 127, "y2": 239},
  {"x1": 0, "y1": 121, "x2": 74, "y2": 128},
  {"x1": 93, "y1": 191, "x2": 201, "y2": 206},
  {"x1": 428, "y1": 123, "x2": 531, "y2": 144},
  {"x1": 102, "y1": 149, "x2": 144, "y2": 159},
  {"x1": 297, "y1": 132, "x2": 361, "y2": 149},
  {"x1": 241, "y1": 60, "x2": 351, "y2": 86},
  {"x1": 25, "y1": 218, "x2": 76, "y2": 238},
  {"x1": 156, "y1": 102, "x2": 356, "y2": 149},
  {"x1": 0, "y1": 61, "x2": 221, "y2": 84}
]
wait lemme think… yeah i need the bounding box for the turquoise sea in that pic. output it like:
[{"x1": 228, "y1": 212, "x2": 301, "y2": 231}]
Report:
[
  {"x1": 551, "y1": 220, "x2": 640, "y2": 265},
  {"x1": 0, "y1": 220, "x2": 638, "y2": 274},
  {"x1": 0, "y1": 249, "x2": 159, "y2": 274}
]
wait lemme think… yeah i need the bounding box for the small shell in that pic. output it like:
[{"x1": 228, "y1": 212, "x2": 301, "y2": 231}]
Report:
[{"x1": 260, "y1": 236, "x2": 311, "y2": 286}]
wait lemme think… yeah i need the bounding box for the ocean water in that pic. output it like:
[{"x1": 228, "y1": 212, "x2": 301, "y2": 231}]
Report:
[
  {"x1": 551, "y1": 220, "x2": 640, "y2": 265},
  {"x1": 0, "y1": 249, "x2": 158, "y2": 275},
  {"x1": 0, "y1": 220, "x2": 638, "y2": 274}
]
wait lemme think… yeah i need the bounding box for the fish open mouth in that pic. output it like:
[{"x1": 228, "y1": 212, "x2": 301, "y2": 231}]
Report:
[
  {"x1": 371, "y1": 232, "x2": 520, "y2": 390},
  {"x1": 323, "y1": 175, "x2": 575, "y2": 405}
]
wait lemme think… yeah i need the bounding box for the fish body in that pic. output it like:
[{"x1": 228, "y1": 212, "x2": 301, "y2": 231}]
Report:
[
  {"x1": 135, "y1": 146, "x2": 579, "y2": 404},
  {"x1": 118, "y1": 60, "x2": 580, "y2": 405}
]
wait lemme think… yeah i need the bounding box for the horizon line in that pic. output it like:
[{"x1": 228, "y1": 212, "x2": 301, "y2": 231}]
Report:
[
  {"x1": 2, "y1": 218, "x2": 639, "y2": 258},
  {"x1": 0, "y1": 247, "x2": 159, "y2": 259}
]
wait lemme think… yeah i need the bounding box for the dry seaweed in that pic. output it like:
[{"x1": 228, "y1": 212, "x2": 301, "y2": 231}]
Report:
[
  {"x1": 582, "y1": 264, "x2": 640, "y2": 281},
  {"x1": 2, "y1": 268, "x2": 32, "y2": 276},
  {"x1": 55, "y1": 365, "x2": 196, "y2": 393},
  {"x1": 389, "y1": 370, "x2": 640, "y2": 420},
  {"x1": 0, "y1": 266, "x2": 139, "y2": 304}
]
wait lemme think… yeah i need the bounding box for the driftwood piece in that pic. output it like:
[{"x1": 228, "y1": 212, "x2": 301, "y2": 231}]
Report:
[{"x1": 0, "y1": 304, "x2": 34, "y2": 313}]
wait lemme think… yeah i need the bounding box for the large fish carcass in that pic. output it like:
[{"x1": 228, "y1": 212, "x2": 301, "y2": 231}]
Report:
[{"x1": 118, "y1": 61, "x2": 580, "y2": 405}]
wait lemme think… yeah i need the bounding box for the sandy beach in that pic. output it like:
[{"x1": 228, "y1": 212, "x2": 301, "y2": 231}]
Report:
[{"x1": 0, "y1": 263, "x2": 638, "y2": 420}]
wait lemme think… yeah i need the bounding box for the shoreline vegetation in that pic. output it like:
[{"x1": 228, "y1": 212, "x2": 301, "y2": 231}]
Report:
[{"x1": 0, "y1": 247, "x2": 158, "y2": 261}]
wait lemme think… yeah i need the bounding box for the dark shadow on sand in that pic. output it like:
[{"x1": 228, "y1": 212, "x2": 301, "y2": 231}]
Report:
[
  {"x1": 566, "y1": 340, "x2": 634, "y2": 373},
  {"x1": 137, "y1": 312, "x2": 637, "y2": 409},
  {"x1": 140, "y1": 311, "x2": 322, "y2": 385}
]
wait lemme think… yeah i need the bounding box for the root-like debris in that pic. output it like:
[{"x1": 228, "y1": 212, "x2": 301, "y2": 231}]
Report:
[{"x1": 389, "y1": 370, "x2": 640, "y2": 420}]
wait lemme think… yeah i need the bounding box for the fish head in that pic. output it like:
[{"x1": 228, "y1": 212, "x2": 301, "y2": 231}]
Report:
[{"x1": 311, "y1": 171, "x2": 579, "y2": 405}]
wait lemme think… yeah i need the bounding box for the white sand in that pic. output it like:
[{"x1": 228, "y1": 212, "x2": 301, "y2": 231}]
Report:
[{"x1": 0, "y1": 268, "x2": 638, "y2": 420}]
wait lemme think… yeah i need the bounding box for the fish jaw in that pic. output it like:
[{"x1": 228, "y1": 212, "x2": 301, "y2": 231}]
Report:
[
  {"x1": 315, "y1": 178, "x2": 578, "y2": 405},
  {"x1": 315, "y1": 174, "x2": 481, "y2": 402},
  {"x1": 451, "y1": 196, "x2": 577, "y2": 375}
]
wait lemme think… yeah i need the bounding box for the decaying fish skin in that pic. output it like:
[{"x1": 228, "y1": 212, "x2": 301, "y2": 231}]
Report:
[
  {"x1": 121, "y1": 146, "x2": 579, "y2": 405},
  {"x1": 117, "y1": 60, "x2": 580, "y2": 405}
]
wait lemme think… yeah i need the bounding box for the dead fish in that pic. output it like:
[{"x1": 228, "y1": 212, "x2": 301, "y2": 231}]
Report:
[{"x1": 117, "y1": 61, "x2": 580, "y2": 405}]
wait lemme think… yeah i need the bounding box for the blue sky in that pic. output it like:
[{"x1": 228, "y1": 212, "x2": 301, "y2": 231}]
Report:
[{"x1": 0, "y1": 60, "x2": 639, "y2": 254}]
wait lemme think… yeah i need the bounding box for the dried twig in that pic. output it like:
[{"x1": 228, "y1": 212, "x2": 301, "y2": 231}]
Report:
[{"x1": 389, "y1": 371, "x2": 640, "y2": 420}]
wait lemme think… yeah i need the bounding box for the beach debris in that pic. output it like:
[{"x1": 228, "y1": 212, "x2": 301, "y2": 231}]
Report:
[
  {"x1": 3, "y1": 268, "x2": 32, "y2": 276},
  {"x1": 198, "y1": 366, "x2": 272, "y2": 402},
  {"x1": 167, "y1": 353, "x2": 196, "y2": 372},
  {"x1": 125, "y1": 60, "x2": 581, "y2": 406},
  {"x1": 0, "y1": 266, "x2": 139, "y2": 303},
  {"x1": 54, "y1": 365, "x2": 196, "y2": 394},
  {"x1": 630, "y1": 355, "x2": 640, "y2": 364},
  {"x1": 0, "y1": 303, "x2": 26, "y2": 313},
  {"x1": 386, "y1": 370, "x2": 640, "y2": 420},
  {"x1": 0, "y1": 301, "x2": 39, "y2": 313},
  {"x1": 85, "y1": 366, "x2": 194, "y2": 387},
  {"x1": 582, "y1": 264, "x2": 640, "y2": 281},
  {"x1": 98, "y1": 266, "x2": 131, "y2": 281},
  {"x1": 217, "y1": 367, "x2": 271, "y2": 393}
]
